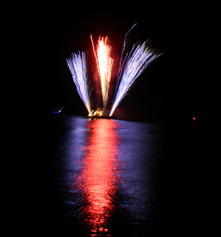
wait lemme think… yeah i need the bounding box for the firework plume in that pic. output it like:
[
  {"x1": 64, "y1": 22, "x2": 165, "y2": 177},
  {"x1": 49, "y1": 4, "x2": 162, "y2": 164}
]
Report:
[
  {"x1": 109, "y1": 42, "x2": 160, "y2": 116},
  {"x1": 66, "y1": 24, "x2": 161, "y2": 117},
  {"x1": 90, "y1": 35, "x2": 114, "y2": 109},
  {"x1": 66, "y1": 52, "x2": 92, "y2": 115}
]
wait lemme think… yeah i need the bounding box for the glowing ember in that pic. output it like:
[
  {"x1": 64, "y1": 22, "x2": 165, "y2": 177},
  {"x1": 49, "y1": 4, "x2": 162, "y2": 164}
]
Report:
[
  {"x1": 90, "y1": 35, "x2": 114, "y2": 109},
  {"x1": 88, "y1": 108, "x2": 104, "y2": 117}
]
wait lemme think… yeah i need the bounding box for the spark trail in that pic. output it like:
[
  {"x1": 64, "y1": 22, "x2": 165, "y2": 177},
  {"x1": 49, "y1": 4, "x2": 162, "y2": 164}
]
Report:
[
  {"x1": 90, "y1": 35, "x2": 114, "y2": 109},
  {"x1": 117, "y1": 23, "x2": 137, "y2": 82},
  {"x1": 109, "y1": 42, "x2": 160, "y2": 117},
  {"x1": 66, "y1": 52, "x2": 92, "y2": 115}
]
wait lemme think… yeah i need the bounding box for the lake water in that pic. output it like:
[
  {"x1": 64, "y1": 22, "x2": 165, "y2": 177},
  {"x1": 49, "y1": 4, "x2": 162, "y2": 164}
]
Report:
[{"x1": 23, "y1": 116, "x2": 198, "y2": 236}]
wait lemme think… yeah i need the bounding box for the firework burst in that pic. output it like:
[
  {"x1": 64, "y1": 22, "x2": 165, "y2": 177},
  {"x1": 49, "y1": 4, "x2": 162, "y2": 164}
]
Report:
[{"x1": 67, "y1": 24, "x2": 161, "y2": 118}]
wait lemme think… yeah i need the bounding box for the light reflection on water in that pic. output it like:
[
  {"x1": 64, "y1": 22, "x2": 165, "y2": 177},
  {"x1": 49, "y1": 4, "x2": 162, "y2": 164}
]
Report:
[
  {"x1": 78, "y1": 119, "x2": 120, "y2": 236},
  {"x1": 62, "y1": 117, "x2": 158, "y2": 236}
]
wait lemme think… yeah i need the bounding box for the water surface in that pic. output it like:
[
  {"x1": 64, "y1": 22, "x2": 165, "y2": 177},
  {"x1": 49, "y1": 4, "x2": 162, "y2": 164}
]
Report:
[{"x1": 24, "y1": 116, "x2": 195, "y2": 236}]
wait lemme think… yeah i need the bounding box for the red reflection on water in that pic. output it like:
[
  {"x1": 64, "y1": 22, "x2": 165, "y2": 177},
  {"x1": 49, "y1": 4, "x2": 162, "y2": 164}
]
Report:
[{"x1": 79, "y1": 119, "x2": 119, "y2": 236}]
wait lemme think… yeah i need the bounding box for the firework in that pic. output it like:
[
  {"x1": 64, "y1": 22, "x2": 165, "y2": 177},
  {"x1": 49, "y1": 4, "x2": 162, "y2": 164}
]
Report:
[
  {"x1": 66, "y1": 24, "x2": 161, "y2": 118},
  {"x1": 66, "y1": 52, "x2": 92, "y2": 115},
  {"x1": 90, "y1": 35, "x2": 114, "y2": 109},
  {"x1": 117, "y1": 23, "x2": 137, "y2": 83},
  {"x1": 109, "y1": 42, "x2": 160, "y2": 116}
]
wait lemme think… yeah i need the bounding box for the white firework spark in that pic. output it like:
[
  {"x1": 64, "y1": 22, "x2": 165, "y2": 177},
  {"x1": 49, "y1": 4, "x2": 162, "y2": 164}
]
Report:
[
  {"x1": 109, "y1": 42, "x2": 160, "y2": 117},
  {"x1": 66, "y1": 52, "x2": 92, "y2": 115},
  {"x1": 117, "y1": 23, "x2": 137, "y2": 82}
]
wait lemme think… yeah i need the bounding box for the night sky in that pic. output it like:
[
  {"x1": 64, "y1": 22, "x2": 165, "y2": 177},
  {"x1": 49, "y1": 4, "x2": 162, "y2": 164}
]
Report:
[{"x1": 21, "y1": 0, "x2": 204, "y2": 124}]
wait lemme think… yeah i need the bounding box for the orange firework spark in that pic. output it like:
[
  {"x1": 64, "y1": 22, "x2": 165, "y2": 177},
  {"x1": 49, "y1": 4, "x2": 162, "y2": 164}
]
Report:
[{"x1": 90, "y1": 35, "x2": 114, "y2": 109}]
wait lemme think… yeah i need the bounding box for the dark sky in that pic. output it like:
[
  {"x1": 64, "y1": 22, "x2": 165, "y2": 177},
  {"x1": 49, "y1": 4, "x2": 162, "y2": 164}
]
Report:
[{"x1": 21, "y1": 0, "x2": 203, "y2": 123}]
